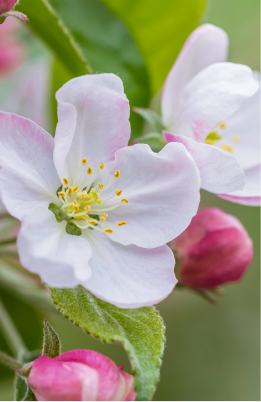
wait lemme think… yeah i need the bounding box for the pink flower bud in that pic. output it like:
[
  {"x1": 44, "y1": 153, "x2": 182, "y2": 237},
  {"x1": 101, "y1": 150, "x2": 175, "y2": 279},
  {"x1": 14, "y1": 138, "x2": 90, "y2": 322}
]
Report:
[
  {"x1": 0, "y1": 0, "x2": 17, "y2": 13},
  {"x1": 27, "y1": 349, "x2": 136, "y2": 401},
  {"x1": 170, "y1": 208, "x2": 253, "y2": 289}
]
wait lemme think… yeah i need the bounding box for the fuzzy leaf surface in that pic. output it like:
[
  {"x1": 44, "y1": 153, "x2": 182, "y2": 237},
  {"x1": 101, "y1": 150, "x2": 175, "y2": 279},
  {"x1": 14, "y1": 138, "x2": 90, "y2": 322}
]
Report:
[{"x1": 49, "y1": 286, "x2": 165, "y2": 401}]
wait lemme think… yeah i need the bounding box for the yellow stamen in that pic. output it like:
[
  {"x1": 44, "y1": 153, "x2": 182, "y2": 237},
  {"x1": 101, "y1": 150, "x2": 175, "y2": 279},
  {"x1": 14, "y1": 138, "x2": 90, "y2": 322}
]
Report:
[
  {"x1": 73, "y1": 200, "x2": 80, "y2": 208},
  {"x1": 63, "y1": 178, "x2": 69, "y2": 185},
  {"x1": 101, "y1": 216, "x2": 107, "y2": 222},
  {"x1": 77, "y1": 192, "x2": 84, "y2": 198},
  {"x1": 105, "y1": 229, "x2": 113, "y2": 233},
  {"x1": 115, "y1": 189, "x2": 123, "y2": 196},
  {"x1": 100, "y1": 163, "x2": 105, "y2": 170},
  {"x1": 219, "y1": 121, "x2": 227, "y2": 129},
  {"x1": 82, "y1": 158, "x2": 88, "y2": 165},
  {"x1": 87, "y1": 167, "x2": 93, "y2": 175},
  {"x1": 114, "y1": 170, "x2": 120, "y2": 178},
  {"x1": 98, "y1": 183, "x2": 104, "y2": 189},
  {"x1": 118, "y1": 221, "x2": 126, "y2": 226},
  {"x1": 102, "y1": 213, "x2": 108, "y2": 219},
  {"x1": 233, "y1": 136, "x2": 241, "y2": 142},
  {"x1": 84, "y1": 194, "x2": 93, "y2": 201},
  {"x1": 58, "y1": 191, "x2": 65, "y2": 197},
  {"x1": 82, "y1": 214, "x2": 89, "y2": 220},
  {"x1": 220, "y1": 144, "x2": 233, "y2": 153},
  {"x1": 67, "y1": 187, "x2": 72, "y2": 195},
  {"x1": 73, "y1": 186, "x2": 79, "y2": 193},
  {"x1": 85, "y1": 206, "x2": 91, "y2": 211},
  {"x1": 121, "y1": 198, "x2": 129, "y2": 203},
  {"x1": 89, "y1": 220, "x2": 97, "y2": 225},
  {"x1": 204, "y1": 139, "x2": 215, "y2": 145}
]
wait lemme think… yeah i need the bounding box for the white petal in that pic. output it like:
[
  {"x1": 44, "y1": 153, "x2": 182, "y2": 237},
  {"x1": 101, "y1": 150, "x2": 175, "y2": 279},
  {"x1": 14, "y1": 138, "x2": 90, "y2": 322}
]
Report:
[
  {"x1": 162, "y1": 24, "x2": 228, "y2": 131},
  {"x1": 54, "y1": 74, "x2": 130, "y2": 183},
  {"x1": 218, "y1": 165, "x2": 260, "y2": 205},
  {"x1": 92, "y1": 143, "x2": 200, "y2": 248},
  {"x1": 81, "y1": 229, "x2": 177, "y2": 308},
  {"x1": 174, "y1": 63, "x2": 259, "y2": 141},
  {"x1": 164, "y1": 132, "x2": 245, "y2": 194},
  {"x1": 217, "y1": 87, "x2": 260, "y2": 170},
  {"x1": 17, "y1": 205, "x2": 92, "y2": 286},
  {"x1": 0, "y1": 112, "x2": 60, "y2": 220}
]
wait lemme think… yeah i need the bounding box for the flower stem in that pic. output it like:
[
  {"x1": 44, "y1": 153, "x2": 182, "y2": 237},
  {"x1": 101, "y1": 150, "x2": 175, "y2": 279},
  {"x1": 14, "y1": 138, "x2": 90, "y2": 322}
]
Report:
[
  {"x1": 0, "y1": 298, "x2": 27, "y2": 357},
  {"x1": 0, "y1": 237, "x2": 17, "y2": 247}
]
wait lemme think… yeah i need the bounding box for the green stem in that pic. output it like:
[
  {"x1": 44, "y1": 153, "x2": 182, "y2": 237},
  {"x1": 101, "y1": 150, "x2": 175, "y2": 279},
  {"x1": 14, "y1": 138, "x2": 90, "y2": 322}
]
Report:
[
  {"x1": 0, "y1": 238, "x2": 17, "y2": 247},
  {"x1": 0, "y1": 298, "x2": 27, "y2": 357}
]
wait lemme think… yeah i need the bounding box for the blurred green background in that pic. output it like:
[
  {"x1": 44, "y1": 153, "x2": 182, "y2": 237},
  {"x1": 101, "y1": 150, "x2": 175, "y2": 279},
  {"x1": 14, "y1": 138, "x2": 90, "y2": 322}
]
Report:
[{"x1": 0, "y1": 0, "x2": 260, "y2": 400}]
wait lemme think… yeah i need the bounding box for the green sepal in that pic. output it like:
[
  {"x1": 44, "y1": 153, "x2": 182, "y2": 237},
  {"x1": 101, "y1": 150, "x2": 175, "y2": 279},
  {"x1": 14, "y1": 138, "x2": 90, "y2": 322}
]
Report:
[
  {"x1": 133, "y1": 107, "x2": 166, "y2": 134},
  {"x1": 0, "y1": 350, "x2": 22, "y2": 370},
  {"x1": 14, "y1": 350, "x2": 41, "y2": 401},
  {"x1": 48, "y1": 203, "x2": 66, "y2": 223},
  {"x1": 49, "y1": 286, "x2": 165, "y2": 401},
  {"x1": 205, "y1": 131, "x2": 222, "y2": 142},
  {"x1": 42, "y1": 319, "x2": 61, "y2": 358},
  {"x1": 66, "y1": 222, "x2": 82, "y2": 236}
]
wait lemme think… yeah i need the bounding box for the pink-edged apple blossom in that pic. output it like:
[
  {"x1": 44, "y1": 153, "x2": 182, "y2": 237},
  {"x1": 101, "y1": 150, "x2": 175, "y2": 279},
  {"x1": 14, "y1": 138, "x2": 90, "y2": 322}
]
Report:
[
  {"x1": 27, "y1": 349, "x2": 135, "y2": 401},
  {"x1": 0, "y1": 73, "x2": 201, "y2": 308},
  {"x1": 162, "y1": 24, "x2": 259, "y2": 203},
  {"x1": 169, "y1": 208, "x2": 253, "y2": 289},
  {"x1": 0, "y1": 0, "x2": 28, "y2": 23}
]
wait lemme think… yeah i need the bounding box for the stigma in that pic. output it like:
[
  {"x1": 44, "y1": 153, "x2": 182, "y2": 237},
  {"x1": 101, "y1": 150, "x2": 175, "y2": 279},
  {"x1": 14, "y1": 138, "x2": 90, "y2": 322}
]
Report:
[{"x1": 54, "y1": 158, "x2": 127, "y2": 235}]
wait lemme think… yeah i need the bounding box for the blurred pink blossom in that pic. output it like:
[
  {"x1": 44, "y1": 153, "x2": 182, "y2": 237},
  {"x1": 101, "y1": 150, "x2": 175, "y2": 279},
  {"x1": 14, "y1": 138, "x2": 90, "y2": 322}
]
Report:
[
  {"x1": 169, "y1": 207, "x2": 253, "y2": 289},
  {"x1": 27, "y1": 349, "x2": 136, "y2": 401},
  {"x1": 0, "y1": 18, "x2": 23, "y2": 75}
]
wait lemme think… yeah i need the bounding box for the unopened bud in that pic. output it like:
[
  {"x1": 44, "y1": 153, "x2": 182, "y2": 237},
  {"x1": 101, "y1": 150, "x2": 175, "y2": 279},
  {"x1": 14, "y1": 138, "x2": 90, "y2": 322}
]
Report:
[
  {"x1": 0, "y1": 0, "x2": 28, "y2": 24},
  {"x1": 170, "y1": 208, "x2": 253, "y2": 289}
]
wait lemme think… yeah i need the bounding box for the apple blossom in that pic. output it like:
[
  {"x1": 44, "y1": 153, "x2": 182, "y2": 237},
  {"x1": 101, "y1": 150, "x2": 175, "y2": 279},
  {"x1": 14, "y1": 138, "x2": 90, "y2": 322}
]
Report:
[
  {"x1": 169, "y1": 208, "x2": 253, "y2": 289},
  {"x1": 27, "y1": 349, "x2": 135, "y2": 401},
  {"x1": 162, "y1": 24, "x2": 259, "y2": 202},
  {"x1": 0, "y1": 73, "x2": 201, "y2": 308}
]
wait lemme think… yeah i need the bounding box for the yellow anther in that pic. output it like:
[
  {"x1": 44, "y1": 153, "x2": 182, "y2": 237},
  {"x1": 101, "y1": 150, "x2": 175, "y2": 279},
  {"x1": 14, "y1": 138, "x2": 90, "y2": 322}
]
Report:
[
  {"x1": 87, "y1": 167, "x2": 93, "y2": 175},
  {"x1": 85, "y1": 206, "x2": 91, "y2": 211},
  {"x1": 233, "y1": 136, "x2": 241, "y2": 142},
  {"x1": 219, "y1": 121, "x2": 227, "y2": 129},
  {"x1": 101, "y1": 216, "x2": 107, "y2": 222},
  {"x1": 220, "y1": 144, "x2": 233, "y2": 153},
  {"x1": 58, "y1": 191, "x2": 65, "y2": 197},
  {"x1": 73, "y1": 186, "x2": 79, "y2": 193},
  {"x1": 67, "y1": 187, "x2": 72, "y2": 195},
  {"x1": 105, "y1": 229, "x2": 113, "y2": 234},
  {"x1": 77, "y1": 192, "x2": 84, "y2": 199},
  {"x1": 82, "y1": 158, "x2": 88, "y2": 165},
  {"x1": 84, "y1": 194, "x2": 92, "y2": 201},
  {"x1": 98, "y1": 183, "x2": 104, "y2": 189},
  {"x1": 63, "y1": 178, "x2": 69, "y2": 185},
  {"x1": 204, "y1": 139, "x2": 215, "y2": 145},
  {"x1": 82, "y1": 214, "x2": 89, "y2": 220},
  {"x1": 121, "y1": 198, "x2": 129, "y2": 203},
  {"x1": 100, "y1": 163, "x2": 105, "y2": 170},
  {"x1": 118, "y1": 221, "x2": 126, "y2": 226},
  {"x1": 89, "y1": 220, "x2": 97, "y2": 225},
  {"x1": 114, "y1": 170, "x2": 120, "y2": 178},
  {"x1": 102, "y1": 213, "x2": 108, "y2": 218},
  {"x1": 73, "y1": 200, "x2": 80, "y2": 208},
  {"x1": 115, "y1": 189, "x2": 123, "y2": 196}
]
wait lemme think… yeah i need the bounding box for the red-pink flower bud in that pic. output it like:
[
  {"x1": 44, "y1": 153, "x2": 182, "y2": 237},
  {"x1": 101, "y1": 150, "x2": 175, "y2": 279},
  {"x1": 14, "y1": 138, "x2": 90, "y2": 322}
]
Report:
[
  {"x1": 27, "y1": 349, "x2": 136, "y2": 401},
  {"x1": 170, "y1": 208, "x2": 253, "y2": 289},
  {"x1": 0, "y1": 0, "x2": 17, "y2": 13}
]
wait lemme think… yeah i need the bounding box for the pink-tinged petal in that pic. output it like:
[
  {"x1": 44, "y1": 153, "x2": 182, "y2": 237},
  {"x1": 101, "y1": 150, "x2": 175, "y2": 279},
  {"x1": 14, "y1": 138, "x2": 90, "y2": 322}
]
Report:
[
  {"x1": 92, "y1": 143, "x2": 200, "y2": 248},
  {"x1": 162, "y1": 24, "x2": 228, "y2": 131},
  {"x1": 0, "y1": 0, "x2": 17, "y2": 13},
  {"x1": 54, "y1": 74, "x2": 130, "y2": 184},
  {"x1": 28, "y1": 350, "x2": 135, "y2": 401},
  {"x1": 172, "y1": 208, "x2": 253, "y2": 289},
  {"x1": 174, "y1": 63, "x2": 258, "y2": 141},
  {"x1": 216, "y1": 86, "x2": 260, "y2": 170},
  {"x1": 0, "y1": 42, "x2": 23, "y2": 75},
  {"x1": 82, "y1": 229, "x2": 176, "y2": 308},
  {"x1": 0, "y1": 112, "x2": 60, "y2": 220},
  {"x1": 164, "y1": 132, "x2": 245, "y2": 194},
  {"x1": 218, "y1": 165, "x2": 260, "y2": 206},
  {"x1": 17, "y1": 205, "x2": 92, "y2": 286}
]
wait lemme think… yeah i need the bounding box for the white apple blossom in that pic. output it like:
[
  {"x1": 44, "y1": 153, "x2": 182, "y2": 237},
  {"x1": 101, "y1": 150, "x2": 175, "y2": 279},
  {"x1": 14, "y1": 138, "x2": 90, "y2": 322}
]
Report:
[
  {"x1": 0, "y1": 73, "x2": 201, "y2": 308},
  {"x1": 162, "y1": 24, "x2": 259, "y2": 204}
]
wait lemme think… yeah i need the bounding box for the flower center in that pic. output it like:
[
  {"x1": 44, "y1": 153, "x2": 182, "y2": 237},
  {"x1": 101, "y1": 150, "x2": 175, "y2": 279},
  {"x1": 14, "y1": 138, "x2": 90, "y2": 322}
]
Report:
[
  {"x1": 49, "y1": 159, "x2": 128, "y2": 236},
  {"x1": 204, "y1": 121, "x2": 241, "y2": 153}
]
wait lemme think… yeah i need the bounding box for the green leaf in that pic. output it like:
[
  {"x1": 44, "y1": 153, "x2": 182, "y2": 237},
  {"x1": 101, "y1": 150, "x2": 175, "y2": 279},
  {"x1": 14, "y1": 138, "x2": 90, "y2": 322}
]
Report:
[
  {"x1": 133, "y1": 107, "x2": 166, "y2": 134},
  {"x1": 17, "y1": 0, "x2": 151, "y2": 137},
  {"x1": 42, "y1": 319, "x2": 61, "y2": 358},
  {"x1": 65, "y1": 222, "x2": 82, "y2": 236},
  {"x1": 49, "y1": 286, "x2": 165, "y2": 401},
  {"x1": 101, "y1": 0, "x2": 207, "y2": 94}
]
